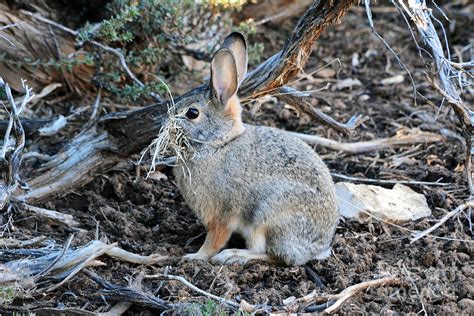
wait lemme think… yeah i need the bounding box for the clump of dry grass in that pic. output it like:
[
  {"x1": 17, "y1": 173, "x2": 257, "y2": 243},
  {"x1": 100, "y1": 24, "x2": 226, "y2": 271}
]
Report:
[{"x1": 139, "y1": 79, "x2": 193, "y2": 179}]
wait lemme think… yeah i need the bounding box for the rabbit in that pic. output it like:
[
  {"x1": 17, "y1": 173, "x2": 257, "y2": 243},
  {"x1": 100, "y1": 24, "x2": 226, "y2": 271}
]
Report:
[{"x1": 172, "y1": 32, "x2": 339, "y2": 265}]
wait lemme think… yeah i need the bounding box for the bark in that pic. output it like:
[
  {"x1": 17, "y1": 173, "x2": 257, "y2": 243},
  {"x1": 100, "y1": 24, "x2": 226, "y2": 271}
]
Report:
[{"x1": 0, "y1": 4, "x2": 95, "y2": 94}]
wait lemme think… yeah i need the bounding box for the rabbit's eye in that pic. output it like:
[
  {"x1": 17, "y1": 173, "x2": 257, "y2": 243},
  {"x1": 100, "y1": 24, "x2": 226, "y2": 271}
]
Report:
[{"x1": 185, "y1": 107, "x2": 199, "y2": 120}]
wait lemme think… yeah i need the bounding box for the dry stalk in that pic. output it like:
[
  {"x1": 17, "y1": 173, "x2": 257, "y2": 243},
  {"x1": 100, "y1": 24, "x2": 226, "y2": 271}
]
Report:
[{"x1": 410, "y1": 201, "x2": 474, "y2": 243}]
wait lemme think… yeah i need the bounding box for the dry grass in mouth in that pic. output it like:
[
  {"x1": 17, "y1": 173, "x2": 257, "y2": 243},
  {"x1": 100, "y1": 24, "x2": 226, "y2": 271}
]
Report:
[{"x1": 139, "y1": 78, "x2": 193, "y2": 179}]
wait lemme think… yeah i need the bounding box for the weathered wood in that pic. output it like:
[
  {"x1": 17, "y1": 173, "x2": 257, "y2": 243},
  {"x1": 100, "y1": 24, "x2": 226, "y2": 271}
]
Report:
[
  {"x1": 11, "y1": 0, "x2": 357, "y2": 203},
  {"x1": 0, "y1": 4, "x2": 95, "y2": 93},
  {"x1": 0, "y1": 79, "x2": 31, "y2": 208}
]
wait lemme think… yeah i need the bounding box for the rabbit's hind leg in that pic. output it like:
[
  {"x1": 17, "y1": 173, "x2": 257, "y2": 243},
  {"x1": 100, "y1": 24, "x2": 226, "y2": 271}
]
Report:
[
  {"x1": 183, "y1": 220, "x2": 232, "y2": 261},
  {"x1": 211, "y1": 228, "x2": 271, "y2": 264},
  {"x1": 211, "y1": 249, "x2": 272, "y2": 264}
]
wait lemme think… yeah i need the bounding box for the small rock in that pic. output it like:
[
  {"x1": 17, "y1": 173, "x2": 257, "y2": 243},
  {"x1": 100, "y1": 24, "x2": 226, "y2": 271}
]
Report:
[
  {"x1": 148, "y1": 170, "x2": 168, "y2": 181},
  {"x1": 358, "y1": 94, "x2": 370, "y2": 102},
  {"x1": 331, "y1": 78, "x2": 362, "y2": 91},
  {"x1": 458, "y1": 298, "x2": 474, "y2": 310},
  {"x1": 316, "y1": 68, "x2": 336, "y2": 78},
  {"x1": 381, "y1": 75, "x2": 404, "y2": 85},
  {"x1": 352, "y1": 52, "x2": 360, "y2": 67},
  {"x1": 336, "y1": 182, "x2": 432, "y2": 223}
]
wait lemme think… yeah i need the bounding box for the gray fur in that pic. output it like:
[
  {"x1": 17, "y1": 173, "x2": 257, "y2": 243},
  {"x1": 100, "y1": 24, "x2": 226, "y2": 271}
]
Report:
[{"x1": 172, "y1": 33, "x2": 338, "y2": 265}]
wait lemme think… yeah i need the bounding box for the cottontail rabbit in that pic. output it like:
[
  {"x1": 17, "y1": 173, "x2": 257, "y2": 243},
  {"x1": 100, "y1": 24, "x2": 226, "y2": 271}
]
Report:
[{"x1": 173, "y1": 32, "x2": 338, "y2": 265}]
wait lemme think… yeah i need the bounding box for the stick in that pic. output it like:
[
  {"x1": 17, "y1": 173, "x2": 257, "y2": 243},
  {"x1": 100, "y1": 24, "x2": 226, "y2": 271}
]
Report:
[
  {"x1": 34, "y1": 234, "x2": 74, "y2": 279},
  {"x1": 84, "y1": 269, "x2": 172, "y2": 310},
  {"x1": 288, "y1": 129, "x2": 444, "y2": 154},
  {"x1": 145, "y1": 273, "x2": 243, "y2": 310},
  {"x1": 277, "y1": 86, "x2": 365, "y2": 134},
  {"x1": 106, "y1": 246, "x2": 167, "y2": 265},
  {"x1": 286, "y1": 276, "x2": 402, "y2": 313},
  {"x1": 323, "y1": 276, "x2": 401, "y2": 313},
  {"x1": 20, "y1": 203, "x2": 79, "y2": 227},
  {"x1": 46, "y1": 242, "x2": 117, "y2": 292},
  {"x1": 410, "y1": 202, "x2": 474, "y2": 243},
  {"x1": 331, "y1": 173, "x2": 449, "y2": 187}
]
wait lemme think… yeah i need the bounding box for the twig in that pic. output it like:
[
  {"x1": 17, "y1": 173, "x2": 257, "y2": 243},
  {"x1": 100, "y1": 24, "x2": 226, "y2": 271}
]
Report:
[
  {"x1": 331, "y1": 173, "x2": 449, "y2": 186},
  {"x1": 83, "y1": 269, "x2": 172, "y2": 310},
  {"x1": 364, "y1": 0, "x2": 417, "y2": 101},
  {"x1": 37, "y1": 115, "x2": 67, "y2": 136},
  {"x1": 89, "y1": 89, "x2": 102, "y2": 124},
  {"x1": 410, "y1": 202, "x2": 474, "y2": 243},
  {"x1": 46, "y1": 242, "x2": 117, "y2": 291},
  {"x1": 323, "y1": 276, "x2": 402, "y2": 313},
  {"x1": 34, "y1": 234, "x2": 74, "y2": 279},
  {"x1": 20, "y1": 203, "x2": 79, "y2": 227},
  {"x1": 287, "y1": 129, "x2": 444, "y2": 154},
  {"x1": 106, "y1": 246, "x2": 167, "y2": 265},
  {"x1": 285, "y1": 276, "x2": 402, "y2": 313},
  {"x1": 277, "y1": 86, "x2": 365, "y2": 134},
  {"x1": 145, "y1": 273, "x2": 243, "y2": 310}
]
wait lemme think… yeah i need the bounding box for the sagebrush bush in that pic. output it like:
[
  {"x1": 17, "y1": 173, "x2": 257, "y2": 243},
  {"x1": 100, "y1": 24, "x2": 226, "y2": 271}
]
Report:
[{"x1": 77, "y1": 0, "x2": 263, "y2": 101}]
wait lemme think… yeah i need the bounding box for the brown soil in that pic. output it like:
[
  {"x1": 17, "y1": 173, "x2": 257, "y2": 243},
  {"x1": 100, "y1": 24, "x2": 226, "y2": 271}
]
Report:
[{"x1": 2, "y1": 4, "x2": 473, "y2": 315}]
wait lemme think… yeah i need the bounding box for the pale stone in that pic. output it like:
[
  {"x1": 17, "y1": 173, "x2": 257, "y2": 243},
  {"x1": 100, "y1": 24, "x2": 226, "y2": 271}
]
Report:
[{"x1": 336, "y1": 182, "x2": 431, "y2": 223}]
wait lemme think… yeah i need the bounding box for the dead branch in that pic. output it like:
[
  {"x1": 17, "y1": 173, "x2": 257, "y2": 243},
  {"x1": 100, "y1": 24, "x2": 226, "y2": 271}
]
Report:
[
  {"x1": 410, "y1": 201, "x2": 474, "y2": 243},
  {"x1": 331, "y1": 173, "x2": 449, "y2": 187},
  {"x1": 145, "y1": 273, "x2": 243, "y2": 310},
  {"x1": 288, "y1": 128, "x2": 444, "y2": 154},
  {"x1": 0, "y1": 78, "x2": 32, "y2": 209},
  {"x1": 391, "y1": 1, "x2": 473, "y2": 196},
  {"x1": 285, "y1": 276, "x2": 403, "y2": 313},
  {"x1": 277, "y1": 86, "x2": 365, "y2": 134},
  {"x1": 83, "y1": 269, "x2": 173, "y2": 310},
  {"x1": 19, "y1": 202, "x2": 79, "y2": 227},
  {"x1": 11, "y1": 0, "x2": 358, "y2": 203},
  {"x1": 0, "y1": 239, "x2": 166, "y2": 289},
  {"x1": 322, "y1": 276, "x2": 402, "y2": 313}
]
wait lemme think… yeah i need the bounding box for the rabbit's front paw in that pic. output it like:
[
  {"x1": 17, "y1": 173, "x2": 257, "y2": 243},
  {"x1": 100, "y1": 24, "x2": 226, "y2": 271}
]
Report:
[{"x1": 183, "y1": 252, "x2": 209, "y2": 261}]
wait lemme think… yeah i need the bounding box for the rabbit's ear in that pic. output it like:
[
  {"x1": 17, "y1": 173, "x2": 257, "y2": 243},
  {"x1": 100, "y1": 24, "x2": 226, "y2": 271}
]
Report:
[
  {"x1": 211, "y1": 48, "x2": 238, "y2": 106},
  {"x1": 222, "y1": 32, "x2": 247, "y2": 86}
]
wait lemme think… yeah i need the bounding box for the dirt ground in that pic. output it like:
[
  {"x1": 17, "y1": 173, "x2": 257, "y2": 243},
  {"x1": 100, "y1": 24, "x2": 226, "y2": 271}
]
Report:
[{"x1": 2, "y1": 4, "x2": 473, "y2": 315}]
